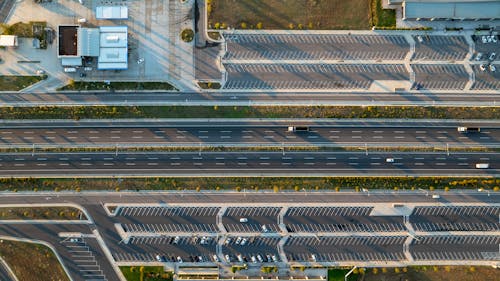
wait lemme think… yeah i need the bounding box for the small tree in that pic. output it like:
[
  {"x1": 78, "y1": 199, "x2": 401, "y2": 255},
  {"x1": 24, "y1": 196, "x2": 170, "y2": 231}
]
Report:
[
  {"x1": 214, "y1": 22, "x2": 220, "y2": 29},
  {"x1": 372, "y1": 268, "x2": 378, "y2": 274},
  {"x1": 256, "y1": 22, "x2": 263, "y2": 29},
  {"x1": 288, "y1": 23, "x2": 294, "y2": 29},
  {"x1": 240, "y1": 22, "x2": 247, "y2": 29}
]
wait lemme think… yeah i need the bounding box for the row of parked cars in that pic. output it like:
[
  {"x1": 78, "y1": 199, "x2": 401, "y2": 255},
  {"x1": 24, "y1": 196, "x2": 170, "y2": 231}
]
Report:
[{"x1": 225, "y1": 253, "x2": 279, "y2": 263}]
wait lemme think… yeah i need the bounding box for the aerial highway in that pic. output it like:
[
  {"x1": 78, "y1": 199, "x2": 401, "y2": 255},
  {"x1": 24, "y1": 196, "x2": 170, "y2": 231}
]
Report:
[
  {"x1": 0, "y1": 92, "x2": 499, "y2": 106},
  {"x1": 0, "y1": 120, "x2": 498, "y2": 147},
  {"x1": 0, "y1": 151, "x2": 497, "y2": 177}
]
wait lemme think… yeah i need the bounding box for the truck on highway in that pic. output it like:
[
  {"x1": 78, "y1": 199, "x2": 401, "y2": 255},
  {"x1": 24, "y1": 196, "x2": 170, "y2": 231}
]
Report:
[
  {"x1": 457, "y1": 127, "x2": 480, "y2": 133},
  {"x1": 287, "y1": 126, "x2": 309, "y2": 132}
]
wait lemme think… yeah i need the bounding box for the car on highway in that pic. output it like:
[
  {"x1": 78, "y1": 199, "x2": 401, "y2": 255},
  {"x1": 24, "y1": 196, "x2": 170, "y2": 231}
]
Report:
[
  {"x1": 432, "y1": 194, "x2": 440, "y2": 199},
  {"x1": 386, "y1": 158, "x2": 395, "y2": 163},
  {"x1": 475, "y1": 163, "x2": 489, "y2": 169},
  {"x1": 287, "y1": 126, "x2": 309, "y2": 132},
  {"x1": 239, "y1": 217, "x2": 248, "y2": 223},
  {"x1": 457, "y1": 127, "x2": 480, "y2": 133}
]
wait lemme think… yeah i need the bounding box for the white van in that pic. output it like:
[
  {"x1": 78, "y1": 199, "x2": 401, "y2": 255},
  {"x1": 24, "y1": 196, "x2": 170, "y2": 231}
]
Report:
[
  {"x1": 475, "y1": 163, "x2": 489, "y2": 169},
  {"x1": 63, "y1": 67, "x2": 77, "y2": 73},
  {"x1": 239, "y1": 217, "x2": 248, "y2": 223}
]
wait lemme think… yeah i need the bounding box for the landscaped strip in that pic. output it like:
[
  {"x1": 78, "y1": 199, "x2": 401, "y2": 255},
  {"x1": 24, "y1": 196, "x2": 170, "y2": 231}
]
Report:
[
  {"x1": 0, "y1": 75, "x2": 46, "y2": 91},
  {"x1": 0, "y1": 177, "x2": 498, "y2": 192},
  {"x1": 0, "y1": 239, "x2": 70, "y2": 281},
  {"x1": 0, "y1": 106, "x2": 498, "y2": 119},
  {"x1": 119, "y1": 266, "x2": 173, "y2": 281},
  {"x1": 0, "y1": 206, "x2": 86, "y2": 220},
  {"x1": 57, "y1": 81, "x2": 177, "y2": 91}
]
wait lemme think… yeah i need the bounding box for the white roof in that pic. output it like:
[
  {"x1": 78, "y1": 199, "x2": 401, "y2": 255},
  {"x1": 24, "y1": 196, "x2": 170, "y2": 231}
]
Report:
[
  {"x1": 97, "y1": 26, "x2": 128, "y2": 70},
  {"x1": 404, "y1": 1, "x2": 500, "y2": 19},
  {"x1": 0, "y1": 35, "x2": 18, "y2": 46},
  {"x1": 96, "y1": 6, "x2": 128, "y2": 19},
  {"x1": 61, "y1": 57, "x2": 83, "y2": 66}
]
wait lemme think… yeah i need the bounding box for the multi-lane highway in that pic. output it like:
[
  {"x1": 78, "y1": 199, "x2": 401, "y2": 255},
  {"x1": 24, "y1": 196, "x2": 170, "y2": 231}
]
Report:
[
  {"x1": 0, "y1": 92, "x2": 499, "y2": 106},
  {"x1": 0, "y1": 151, "x2": 497, "y2": 177},
  {"x1": 0, "y1": 120, "x2": 498, "y2": 147}
]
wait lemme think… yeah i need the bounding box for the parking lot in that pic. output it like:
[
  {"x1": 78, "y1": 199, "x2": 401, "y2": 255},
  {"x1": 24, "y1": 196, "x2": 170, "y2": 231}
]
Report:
[
  {"x1": 223, "y1": 63, "x2": 409, "y2": 90},
  {"x1": 284, "y1": 236, "x2": 407, "y2": 262},
  {"x1": 223, "y1": 207, "x2": 281, "y2": 233},
  {"x1": 471, "y1": 34, "x2": 499, "y2": 62},
  {"x1": 113, "y1": 235, "x2": 217, "y2": 263},
  {"x1": 412, "y1": 64, "x2": 469, "y2": 90},
  {"x1": 471, "y1": 64, "x2": 500, "y2": 90},
  {"x1": 61, "y1": 237, "x2": 108, "y2": 281},
  {"x1": 410, "y1": 206, "x2": 500, "y2": 232},
  {"x1": 117, "y1": 207, "x2": 219, "y2": 233},
  {"x1": 412, "y1": 35, "x2": 469, "y2": 61},
  {"x1": 221, "y1": 236, "x2": 281, "y2": 264},
  {"x1": 223, "y1": 34, "x2": 409, "y2": 61},
  {"x1": 410, "y1": 235, "x2": 500, "y2": 261},
  {"x1": 284, "y1": 207, "x2": 405, "y2": 233}
]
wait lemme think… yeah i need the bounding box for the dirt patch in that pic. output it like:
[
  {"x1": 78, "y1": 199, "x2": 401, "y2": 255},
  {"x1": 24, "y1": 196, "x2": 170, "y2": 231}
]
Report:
[
  {"x1": 0, "y1": 239, "x2": 70, "y2": 281},
  {"x1": 362, "y1": 266, "x2": 499, "y2": 281},
  {"x1": 208, "y1": 0, "x2": 371, "y2": 30}
]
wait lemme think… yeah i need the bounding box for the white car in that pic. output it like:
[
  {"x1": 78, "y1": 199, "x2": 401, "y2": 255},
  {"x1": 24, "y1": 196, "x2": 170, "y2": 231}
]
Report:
[
  {"x1": 489, "y1": 52, "x2": 496, "y2": 60},
  {"x1": 386, "y1": 158, "x2": 395, "y2": 163},
  {"x1": 212, "y1": 255, "x2": 219, "y2": 262},
  {"x1": 480, "y1": 64, "x2": 487, "y2": 71},
  {"x1": 475, "y1": 163, "x2": 489, "y2": 169},
  {"x1": 481, "y1": 36, "x2": 488, "y2": 43},
  {"x1": 239, "y1": 217, "x2": 248, "y2": 223},
  {"x1": 225, "y1": 254, "x2": 231, "y2": 262},
  {"x1": 475, "y1": 53, "x2": 483, "y2": 61},
  {"x1": 490, "y1": 65, "x2": 496, "y2": 72}
]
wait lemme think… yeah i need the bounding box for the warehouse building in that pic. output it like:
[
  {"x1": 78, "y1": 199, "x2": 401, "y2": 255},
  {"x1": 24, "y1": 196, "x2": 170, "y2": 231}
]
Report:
[
  {"x1": 389, "y1": 0, "x2": 500, "y2": 21},
  {"x1": 57, "y1": 25, "x2": 128, "y2": 70}
]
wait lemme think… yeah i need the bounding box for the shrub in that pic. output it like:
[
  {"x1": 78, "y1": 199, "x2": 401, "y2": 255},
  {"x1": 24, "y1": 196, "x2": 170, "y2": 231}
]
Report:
[
  {"x1": 256, "y1": 22, "x2": 263, "y2": 29},
  {"x1": 181, "y1": 29, "x2": 194, "y2": 42}
]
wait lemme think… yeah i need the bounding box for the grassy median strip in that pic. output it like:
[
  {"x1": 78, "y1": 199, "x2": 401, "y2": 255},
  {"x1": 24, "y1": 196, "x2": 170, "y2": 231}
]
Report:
[
  {"x1": 0, "y1": 206, "x2": 86, "y2": 220},
  {"x1": 120, "y1": 266, "x2": 173, "y2": 281},
  {"x1": 0, "y1": 239, "x2": 70, "y2": 281},
  {"x1": 0, "y1": 106, "x2": 498, "y2": 119},
  {"x1": 57, "y1": 81, "x2": 177, "y2": 91},
  {"x1": 0, "y1": 75, "x2": 46, "y2": 91},
  {"x1": 0, "y1": 177, "x2": 498, "y2": 192}
]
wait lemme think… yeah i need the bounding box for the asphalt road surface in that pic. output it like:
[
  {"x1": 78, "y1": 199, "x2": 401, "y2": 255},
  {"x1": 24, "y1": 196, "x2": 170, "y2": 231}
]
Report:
[
  {"x1": 0, "y1": 92, "x2": 499, "y2": 106},
  {"x1": 1, "y1": 120, "x2": 497, "y2": 147},
  {"x1": 0, "y1": 151, "x2": 497, "y2": 177}
]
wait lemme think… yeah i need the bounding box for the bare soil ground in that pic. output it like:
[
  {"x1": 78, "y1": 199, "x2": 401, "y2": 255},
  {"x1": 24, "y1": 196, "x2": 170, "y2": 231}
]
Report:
[
  {"x1": 0, "y1": 239, "x2": 70, "y2": 281},
  {"x1": 208, "y1": 0, "x2": 371, "y2": 30},
  {"x1": 362, "y1": 266, "x2": 500, "y2": 281}
]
